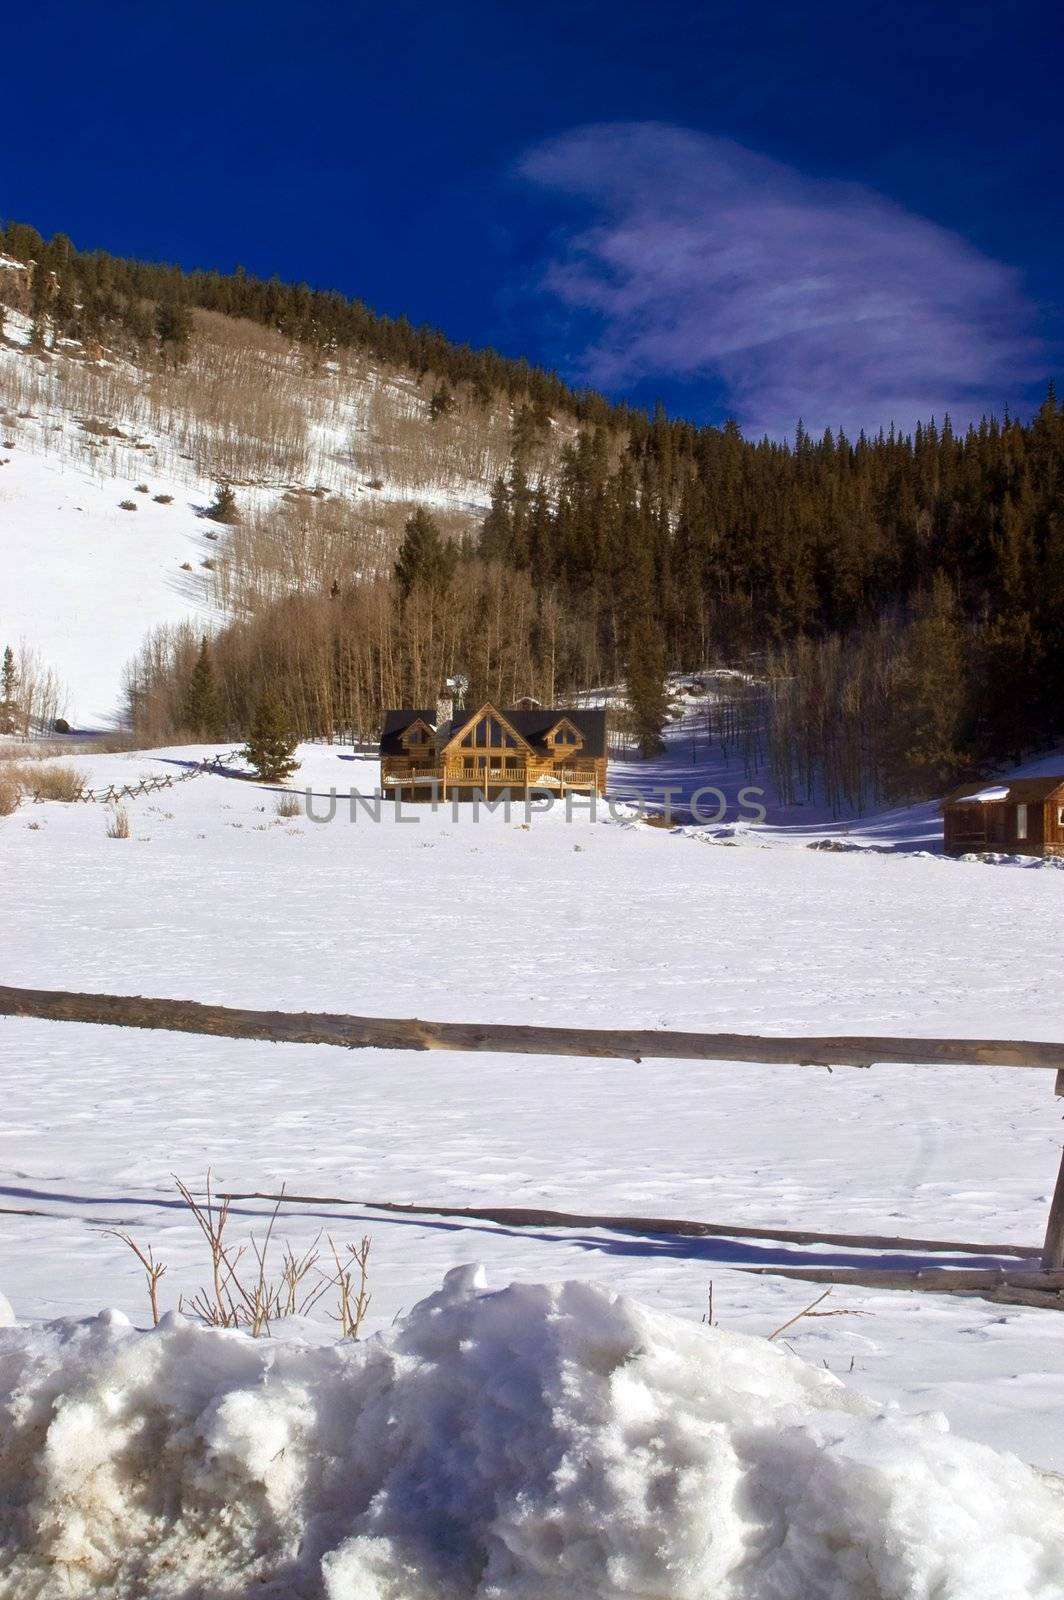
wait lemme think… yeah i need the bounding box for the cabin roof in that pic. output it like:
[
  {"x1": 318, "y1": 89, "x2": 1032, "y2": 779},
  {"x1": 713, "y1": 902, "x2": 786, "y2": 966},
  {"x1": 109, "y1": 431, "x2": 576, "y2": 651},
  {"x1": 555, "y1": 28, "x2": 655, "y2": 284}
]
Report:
[
  {"x1": 380, "y1": 705, "x2": 608, "y2": 758},
  {"x1": 945, "y1": 776, "x2": 1064, "y2": 806}
]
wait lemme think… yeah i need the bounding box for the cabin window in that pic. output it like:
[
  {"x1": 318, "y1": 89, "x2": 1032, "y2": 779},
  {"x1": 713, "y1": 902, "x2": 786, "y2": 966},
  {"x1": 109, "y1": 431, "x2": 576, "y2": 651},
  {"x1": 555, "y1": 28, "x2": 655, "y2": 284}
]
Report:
[
  {"x1": 1016, "y1": 803, "x2": 1028, "y2": 840},
  {"x1": 950, "y1": 805, "x2": 984, "y2": 841},
  {"x1": 552, "y1": 726, "x2": 576, "y2": 745},
  {"x1": 463, "y1": 757, "x2": 473, "y2": 772},
  {"x1": 461, "y1": 716, "x2": 516, "y2": 749},
  {"x1": 1058, "y1": 805, "x2": 1064, "y2": 827}
]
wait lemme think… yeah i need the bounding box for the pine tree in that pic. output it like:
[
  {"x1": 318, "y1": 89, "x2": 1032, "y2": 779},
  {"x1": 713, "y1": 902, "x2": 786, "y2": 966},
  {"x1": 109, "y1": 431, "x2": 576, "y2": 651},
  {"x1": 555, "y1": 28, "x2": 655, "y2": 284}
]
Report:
[
  {"x1": 428, "y1": 380, "x2": 455, "y2": 421},
  {"x1": 0, "y1": 645, "x2": 19, "y2": 735},
  {"x1": 883, "y1": 573, "x2": 970, "y2": 797},
  {"x1": 50, "y1": 276, "x2": 77, "y2": 347},
  {"x1": 625, "y1": 611, "x2": 669, "y2": 758},
  {"x1": 478, "y1": 476, "x2": 511, "y2": 561},
  {"x1": 29, "y1": 260, "x2": 51, "y2": 350},
  {"x1": 156, "y1": 298, "x2": 192, "y2": 365},
  {"x1": 182, "y1": 637, "x2": 224, "y2": 739},
  {"x1": 207, "y1": 481, "x2": 239, "y2": 523},
  {"x1": 242, "y1": 686, "x2": 299, "y2": 783},
  {"x1": 394, "y1": 508, "x2": 455, "y2": 600}
]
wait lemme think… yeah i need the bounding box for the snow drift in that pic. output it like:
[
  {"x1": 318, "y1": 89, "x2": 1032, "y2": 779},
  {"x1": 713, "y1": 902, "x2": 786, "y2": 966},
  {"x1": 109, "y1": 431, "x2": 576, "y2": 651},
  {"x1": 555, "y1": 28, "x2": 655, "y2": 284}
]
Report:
[{"x1": 0, "y1": 1267, "x2": 1062, "y2": 1600}]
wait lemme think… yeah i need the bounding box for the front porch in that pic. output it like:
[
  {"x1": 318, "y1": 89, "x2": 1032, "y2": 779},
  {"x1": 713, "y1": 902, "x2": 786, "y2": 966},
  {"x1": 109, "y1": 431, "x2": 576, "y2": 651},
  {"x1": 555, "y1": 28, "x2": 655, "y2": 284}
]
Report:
[{"x1": 382, "y1": 761, "x2": 600, "y2": 796}]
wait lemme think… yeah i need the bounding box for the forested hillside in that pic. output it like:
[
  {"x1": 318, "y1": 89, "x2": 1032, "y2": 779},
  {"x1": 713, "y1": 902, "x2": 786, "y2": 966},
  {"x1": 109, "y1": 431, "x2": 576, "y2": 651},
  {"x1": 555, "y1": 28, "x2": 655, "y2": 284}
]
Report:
[{"x1": 3, "y1": 219, "x2": 1062, "y2": 805}]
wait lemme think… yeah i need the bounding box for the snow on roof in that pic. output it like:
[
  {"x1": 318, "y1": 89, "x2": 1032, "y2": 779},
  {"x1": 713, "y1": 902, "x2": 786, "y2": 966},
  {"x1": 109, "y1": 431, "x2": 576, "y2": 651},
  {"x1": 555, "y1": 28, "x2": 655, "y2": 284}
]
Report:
[
  {"x1": 948, "y1": 776, "x2": 1064, "y2": 805},
  {"x1": 0, "y1": 1266, "x2": 1062, "y2": 1594}
]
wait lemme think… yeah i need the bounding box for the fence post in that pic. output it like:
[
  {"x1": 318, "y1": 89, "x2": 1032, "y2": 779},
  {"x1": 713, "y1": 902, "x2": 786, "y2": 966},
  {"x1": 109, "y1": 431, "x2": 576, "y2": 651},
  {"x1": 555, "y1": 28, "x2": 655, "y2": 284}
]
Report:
[{"x1": 1042, "y1": 1071, "x2": 1064, "y2": 1271}]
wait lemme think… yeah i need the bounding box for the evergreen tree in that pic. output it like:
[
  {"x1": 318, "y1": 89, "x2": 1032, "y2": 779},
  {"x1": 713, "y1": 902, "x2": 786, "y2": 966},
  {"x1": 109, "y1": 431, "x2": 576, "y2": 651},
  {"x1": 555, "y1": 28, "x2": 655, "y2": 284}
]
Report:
[
  {"x1": 883, "y1": 573, "x2": 970, "y2": 797},
  {"x1": 613, "y1": 476, "x2": 671, "y2": 759},
  {"x1": 394, "y1": 507, "x2": 455, "y2": 600},
  {"x1": 29, "y1": 259, "x2": 51, "y2": 350},
  {"x1": 242, "y1": 685, "x2": 299, "y2": 782},
  {"x1": 182, "y1": 637, "x2": 224, "y2": 739},
  {"x1": 478, "y1": 476, "x2": 511, "y2": 561},
  {"x1": 510, "y1": 403, "x2": 541, "y2": 462},
  {"x1": 156, "y1": 297, "x2": 192, "y2": 365},
  {"x1": 0, "y1": 645, "x2": 19, "y2": 735},
  {"x1": 50, "y1": 275, "x2": 77, "y2": 346},
  {"x1": 428, "y1": 380, "x2": 455, "y2": 421},
  {"x1": 624, "y1": 611, "x2": 669, "y2": 758},
  {"x1": 207, "y1": 481, "x2": 239, "y2": 523},
  {"x1": 508, "y1": 463, "x2": 533, "y2": 567}
]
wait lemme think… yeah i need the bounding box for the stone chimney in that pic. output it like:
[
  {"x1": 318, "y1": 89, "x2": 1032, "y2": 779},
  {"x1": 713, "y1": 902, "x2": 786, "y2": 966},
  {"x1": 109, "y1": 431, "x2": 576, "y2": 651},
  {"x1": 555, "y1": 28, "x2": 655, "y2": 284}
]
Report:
[{"x1": 435, "y1": 691, "x2": 453, "y2": 730}]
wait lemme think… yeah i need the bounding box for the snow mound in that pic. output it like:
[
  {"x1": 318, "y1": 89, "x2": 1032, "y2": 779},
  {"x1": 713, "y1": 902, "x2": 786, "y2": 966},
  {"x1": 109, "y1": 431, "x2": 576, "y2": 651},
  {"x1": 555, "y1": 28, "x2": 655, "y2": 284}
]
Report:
[{"x1": 1, "y1": 1268, "x2": 1062, "y2": 1599}]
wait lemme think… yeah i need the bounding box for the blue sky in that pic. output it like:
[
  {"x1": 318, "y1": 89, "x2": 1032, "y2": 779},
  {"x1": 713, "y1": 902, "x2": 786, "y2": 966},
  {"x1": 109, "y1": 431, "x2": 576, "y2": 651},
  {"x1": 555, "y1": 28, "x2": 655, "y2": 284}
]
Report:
[{"x1": 6, "y1": 0, "x2": 1061, "y2": 436}]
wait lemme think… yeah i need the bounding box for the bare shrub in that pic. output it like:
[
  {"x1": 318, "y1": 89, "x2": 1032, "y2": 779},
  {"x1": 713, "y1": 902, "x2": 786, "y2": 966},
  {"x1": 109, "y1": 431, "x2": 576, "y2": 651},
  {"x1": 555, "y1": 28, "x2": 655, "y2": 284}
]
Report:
[
  {"x1": 275, "y1": 792, "x2": 302, "y2": 818},
  {"x1": 119, "y1": 499, "x2": 138, "y2": 511},
  {"x1": 330, "y1": 1235, "x2": 372, "y2": 1339},
  {"x1": 0, "y1": 771, "x2": 20, "y2": 815},
  {"x1": 23, "y1": 762, "x2": 87, "y2": 801},
  {"x1": 106, "y1": 1232, "x2": 166, "y2": 1326},
  {"x1": 110, "y1": 1173, "x2": 373, "y2": 1338},
  {"x1": 106, "y1": 804, "x2": 131, "y2": 838},
  {"x1": 154, "y1": 493, "x2": 174, "y2": 504},
  {"x1": 134, "y1": 482, "x2": 150, "y2": 493}
]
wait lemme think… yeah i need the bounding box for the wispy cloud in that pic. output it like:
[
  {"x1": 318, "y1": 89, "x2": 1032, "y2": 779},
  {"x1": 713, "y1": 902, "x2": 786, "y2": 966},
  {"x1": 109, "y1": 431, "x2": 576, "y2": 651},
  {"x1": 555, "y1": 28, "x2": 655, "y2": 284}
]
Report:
[{"x1": 519, "y1": 123, "x2": 1041, "y2": 438}]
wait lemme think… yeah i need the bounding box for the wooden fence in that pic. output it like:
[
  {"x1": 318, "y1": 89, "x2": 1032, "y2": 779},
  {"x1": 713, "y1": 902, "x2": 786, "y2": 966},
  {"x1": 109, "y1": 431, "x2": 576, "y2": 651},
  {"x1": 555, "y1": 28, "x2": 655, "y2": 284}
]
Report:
[
  {"x1": 1, "y1": 982, "x2": 1062, "y2": 1291},
  {"x1": 22, "y1": 749, "x2": 245, "y2": 806}
]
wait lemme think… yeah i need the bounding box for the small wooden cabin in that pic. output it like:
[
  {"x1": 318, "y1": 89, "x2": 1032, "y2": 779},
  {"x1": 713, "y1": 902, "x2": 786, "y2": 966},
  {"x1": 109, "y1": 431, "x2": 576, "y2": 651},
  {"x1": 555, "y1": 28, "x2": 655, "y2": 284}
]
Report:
[
  {"x1": 943, "y1": 777, "x2": 1064, "y2": 858},
  {"x1": 379, "y1": 698, "x2": 608, "y2": 800}
]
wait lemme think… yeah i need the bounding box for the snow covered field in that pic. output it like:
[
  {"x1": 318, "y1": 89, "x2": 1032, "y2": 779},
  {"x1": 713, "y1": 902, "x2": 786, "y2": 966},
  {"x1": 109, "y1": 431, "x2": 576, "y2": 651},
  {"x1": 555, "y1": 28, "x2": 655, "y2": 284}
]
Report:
[{"x1": 2, "y1": 739, "x2": 1064, "y2": 1520}]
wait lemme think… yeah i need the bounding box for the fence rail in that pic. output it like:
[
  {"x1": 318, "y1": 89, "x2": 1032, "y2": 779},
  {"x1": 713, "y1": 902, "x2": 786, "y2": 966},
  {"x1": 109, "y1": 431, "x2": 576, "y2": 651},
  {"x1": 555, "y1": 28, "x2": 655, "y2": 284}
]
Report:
[
  {"x1": 2, "y1": 983, "x2": 1062, "y2": 1276},
  {"x1": 21, "y1": 749, "x2": 244, "y2": 806}
]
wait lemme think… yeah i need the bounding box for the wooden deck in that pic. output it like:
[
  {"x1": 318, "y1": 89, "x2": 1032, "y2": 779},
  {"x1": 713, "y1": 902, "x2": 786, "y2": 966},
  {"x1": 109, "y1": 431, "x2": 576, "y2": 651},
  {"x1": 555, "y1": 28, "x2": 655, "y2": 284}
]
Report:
[{"x1": 381, "y1": 763, "x2": 601, "y2": 794}]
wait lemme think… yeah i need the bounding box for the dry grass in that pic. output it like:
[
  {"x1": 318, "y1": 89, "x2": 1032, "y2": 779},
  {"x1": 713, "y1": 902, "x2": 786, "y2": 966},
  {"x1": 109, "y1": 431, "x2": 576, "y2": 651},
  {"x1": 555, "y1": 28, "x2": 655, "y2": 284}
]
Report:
[
  {"x1": 0, "y1": 742, "x2": 67, "y2": 762},
  {"x1": 1, "y1": 761, "x2": 87, "y2": 801},
  {"x1": 329, "y1": 1235, "x2": 372, "y2": 1339},
  {"x1": 31, "y1": 762, "x2": 87, "y2": 800},
  {"x1": 105, "y1": 803, "x2": 131, "y2": 838},
  {"x1": 0, "y1": 770, "x2": 20, "y2": 816},
  {"x1": 275, "y1": 793, "x2": 302, "y2": 818},
  {"x1": 110, "y1": 1173, "x2": 374, "y2": 1338}
]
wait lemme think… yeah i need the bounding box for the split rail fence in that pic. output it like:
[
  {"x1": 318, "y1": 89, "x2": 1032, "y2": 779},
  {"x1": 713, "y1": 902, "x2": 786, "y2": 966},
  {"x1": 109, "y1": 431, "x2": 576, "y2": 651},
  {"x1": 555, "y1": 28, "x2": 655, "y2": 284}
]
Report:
[
  {"x1": 2, "y1": 983, "x2": 1063, "y2": 1301},
  {"x1": 21, "y1": 749, "x2": 244, "y2": 806}
]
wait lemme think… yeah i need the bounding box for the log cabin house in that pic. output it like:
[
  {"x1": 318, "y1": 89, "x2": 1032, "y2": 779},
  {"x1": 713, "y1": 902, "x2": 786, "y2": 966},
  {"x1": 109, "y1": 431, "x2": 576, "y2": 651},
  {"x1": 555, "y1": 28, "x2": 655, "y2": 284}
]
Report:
[
  {"x1": 379, "y1": 696, "x2": 608, "y2": 800},
  {"x1": 943, "y1": 776, "x2": 1064, "y2": 857}
]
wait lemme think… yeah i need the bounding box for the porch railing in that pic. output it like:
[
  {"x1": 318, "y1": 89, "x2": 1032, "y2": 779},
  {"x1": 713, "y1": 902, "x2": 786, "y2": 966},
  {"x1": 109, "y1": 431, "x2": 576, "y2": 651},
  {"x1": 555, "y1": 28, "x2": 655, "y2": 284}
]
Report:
[{"x1": 383, "y1": 763, "x2": 598, "y2": 789}]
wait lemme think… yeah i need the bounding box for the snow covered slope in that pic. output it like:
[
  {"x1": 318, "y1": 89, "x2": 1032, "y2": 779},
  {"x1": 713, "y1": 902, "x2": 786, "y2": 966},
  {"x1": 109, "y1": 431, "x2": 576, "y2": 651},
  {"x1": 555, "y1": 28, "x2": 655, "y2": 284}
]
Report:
[
  {"x1": 0, "y1": 439, "x2": 225, "y2": 725},
  {"x1": 0, "y1": 296, "x2": 552, "y2": 724},
  {"x1": 2, "y1": 1268, "x2": 1062, "y2": 1599}
]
